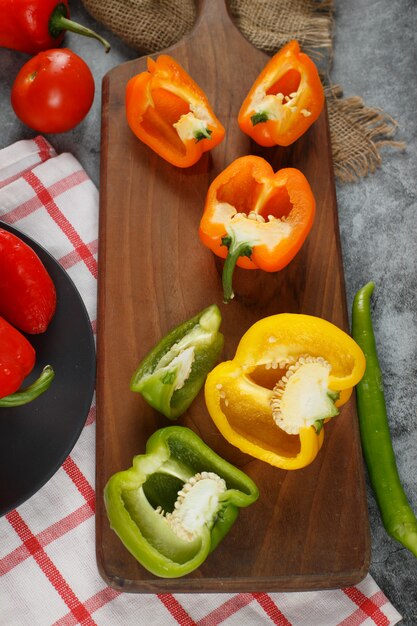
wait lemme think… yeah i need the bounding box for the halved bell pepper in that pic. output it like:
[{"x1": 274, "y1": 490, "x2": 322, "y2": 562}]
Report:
[
  {"x1": 198, "y1": 155, "x2": 315, "y2": 302},
  {"x1": 104, "y1": 426, "x2": 259, "y2": 578},
  {"x1": 238, "y1": 40, "x2": 324, "y2": 147},
  {"x1": 131, "y1": 304, "x2": 224, "y2": 419},
  {"x1": 205, "y1": 314, "x2": 366, "y2": 470},
  {"x1": 126, "y1": 54, "x2": 225, "y2": 168}
]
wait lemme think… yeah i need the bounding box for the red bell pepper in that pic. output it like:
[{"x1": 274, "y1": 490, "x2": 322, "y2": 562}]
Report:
[
  {"x1": 0, "y1": 0, "x2": 110, "y2": 55},
  {"x1": 0, "y1": 316, "x2": 34, "y2": 398},
  {"x1": 0, "y1": 227, "x2": 56, "y2": 334},
  {"x1": 0, "y1": 316, "x2": 54, "y2": 406}
]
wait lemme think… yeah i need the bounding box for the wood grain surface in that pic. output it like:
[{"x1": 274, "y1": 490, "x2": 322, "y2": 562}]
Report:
[{"x1": 96, "y1": 0, "x2": 370, "y2": 592}]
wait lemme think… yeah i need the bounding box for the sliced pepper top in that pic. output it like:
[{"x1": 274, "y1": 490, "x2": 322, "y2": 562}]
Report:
[
  {"x1": 204, "y1": 314, "x2": 366, "y2": 470},
  {"x1": 199, "y1": 155, "x2": 316, "y2": 302},
  {"x1": 126, "y1": 54, "x2": 225, "y2": 168},
  {"x1": 238, "y1": 40, "x2": 324, "y2": 147},
  {"x1": 104, "y1": 426, "x2": 259, "y2": 578}
]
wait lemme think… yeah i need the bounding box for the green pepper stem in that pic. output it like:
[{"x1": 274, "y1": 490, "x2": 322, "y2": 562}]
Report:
[
  {"x1": 221, "y1": 235, "x2": 253, "y2": 304},
  {"x1": 49, "y1": 4, "x2": 111, "y2": 53},
  {"x1": 251, "y1": 111, "x2": 269, "y2": 126},
  {"x1": 0, "y1": 365, "x2": 55, "y2": 407},
  {"x1": 195, "y1": 128, "x2": 212, "y2": 143},
  {"x1": 314, "y1": 419, "x2": 324, "y2": 434}
]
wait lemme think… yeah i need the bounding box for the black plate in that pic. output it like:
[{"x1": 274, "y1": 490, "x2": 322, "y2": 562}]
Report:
[{"x1": 0, "y1": 221, "x2": 96, "y2": 516}]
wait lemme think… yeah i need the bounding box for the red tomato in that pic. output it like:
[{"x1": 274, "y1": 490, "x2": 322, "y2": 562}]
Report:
[{"x1": 11, "y1": 49, "x2": 95, "y2": 133}]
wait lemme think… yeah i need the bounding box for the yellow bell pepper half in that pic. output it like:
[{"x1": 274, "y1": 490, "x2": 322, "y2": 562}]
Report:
[{"x1": 204, "y1": 313, "x2": 366, "y2": 470}]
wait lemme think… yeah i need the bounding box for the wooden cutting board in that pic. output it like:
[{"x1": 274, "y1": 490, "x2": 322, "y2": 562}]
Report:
[{"x1": 96, "y1": 0, "x2": 370, "y2": 592}]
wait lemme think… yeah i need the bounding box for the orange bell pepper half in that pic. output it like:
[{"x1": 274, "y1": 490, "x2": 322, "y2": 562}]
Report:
[
  {"x1": 238, "y1": 40, "x2": 324, "y2": 147},
  {"x1": 198, "y1": 155, "x2": 315, "y2": 303},
  {"x1": 125, "y1": 55, "x2": 225, "y2": 168}
]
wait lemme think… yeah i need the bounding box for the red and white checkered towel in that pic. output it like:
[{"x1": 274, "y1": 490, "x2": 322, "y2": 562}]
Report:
[{"x1": 0, "y1": 137, "x2": 402, "y2": 626}]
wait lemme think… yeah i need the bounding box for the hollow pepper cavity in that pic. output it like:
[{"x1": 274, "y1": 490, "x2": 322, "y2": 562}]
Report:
[
  {"x1": 205, "y1": 313, "x2": 366, "y2": 470},
  {"x1": 104, "y1": 426, "x2": 259, "y2": 578},
  {"x1": 131, "y1": 304, "x2": 224, "y2": 419},
  {"x1": 0, "y1": 0, "x2": 110, "y2": 54},
  {"x1": 126, "y1": 54, "x2": 225, "y2": 168},
  {"x1": 198, "y1": 155, "x2": 316, "y2": 302},
  {"x1": 238, "y1": 40, "x2": 324, "y2": 147},
  {"x1": 0, "y1": 316, "x2": 54, "y2": 406}
]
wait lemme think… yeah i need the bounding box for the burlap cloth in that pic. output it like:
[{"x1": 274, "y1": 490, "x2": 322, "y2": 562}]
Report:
[{"x1": 81, "y1": 0, "x2": 405, "y2": 182}]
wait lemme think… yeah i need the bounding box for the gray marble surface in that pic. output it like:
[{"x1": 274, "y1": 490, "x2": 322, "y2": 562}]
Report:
[
  {"x1": 0, "y1": 0, "x2": 416, "y2": 623},
  {"x1": 333, "y1": 4, "x2": 417, "y2": 624}
]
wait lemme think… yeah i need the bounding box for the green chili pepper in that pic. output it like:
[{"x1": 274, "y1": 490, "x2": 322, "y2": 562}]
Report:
[
  {"x1": 352, "y1": 281, "x2": 417, "y2": 558},
  {"x1": 104, "y1": 426, "x2": 259, "y2": 578},
  {"x1": 130, "y1": 304, "x2": 224, "y2": 419}
]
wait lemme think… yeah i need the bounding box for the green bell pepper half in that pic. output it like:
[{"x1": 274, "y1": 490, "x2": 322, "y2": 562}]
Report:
[
  {"x1": 104, "y1": 426, "x2": 259, "y2": 578},
  {"x1": 130, "y1": 304, "x2": 224, "y2": 419}
]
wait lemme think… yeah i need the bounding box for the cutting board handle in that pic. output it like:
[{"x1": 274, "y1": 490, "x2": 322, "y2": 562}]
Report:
[{"x1": 190, "y1": 0, "x2": 246, "y2": 43}]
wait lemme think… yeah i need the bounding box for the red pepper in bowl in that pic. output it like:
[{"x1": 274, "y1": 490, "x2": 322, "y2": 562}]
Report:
[
  {"x1": 0, "y1": 227, "x2": 56, "y2": 334},
  {"x1": 0, "y1": 0, "x2": 110, "y2": 55}
]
